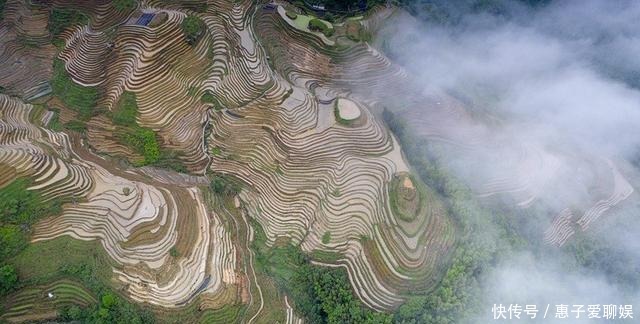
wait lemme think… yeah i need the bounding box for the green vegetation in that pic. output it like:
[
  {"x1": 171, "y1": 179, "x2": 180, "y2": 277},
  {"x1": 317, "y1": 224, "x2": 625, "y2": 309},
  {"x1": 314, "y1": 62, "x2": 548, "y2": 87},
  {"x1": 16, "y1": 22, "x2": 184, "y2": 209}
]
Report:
[
  {"x1": 51, "y1": 59, "x2": 99, "y2": 120},
  {"x1": 1, "y1": 279, "x2": 97, "y2": 321},
  {"x1": 308, "y1": 18, "x2": 334, "y2": 37},
  {"x1": 49, "y1": 8, "x2": 88, "y2": 37},
  {"x1": 187, "y1": 86, "x2": 198, "y2": 97},
  {"x1": 48, "y1": 110, "x2": 63, "y2": 131},
  {"x1": 181, "y1": 15, "x2": 204, "y2": 45},
  {"x1": 64, "y1": 120, "x2": 87, "y2": 133},
  {"x1": 0, "y1": 225, "x2": 26, "y2": 263},
  {"x1": 201, "y1": 91, "x2": 225, "y2": 110},
  {"x1": 0, "y1": 0, "x2": 6, "y2": 20},
  {"x1": 307, "y1": 0, "x2": 385, "y2": 12},
  {"x1": 209, "y1": 174, "x2": 241, "y2": 196},
  {"x1": 252, "y1": 221, "x2": 391, "y2": 323},
  {"x1": 0, "y1": 179, "x2": 63, "y2": 260},
  {"x1": 112, "y1": 91, "x2": 138, "y2": 126},
  {"x1": 0, "y1": 179, "x2": 63, "y2": 298},
  {"x1": 184, "y1": 2, "x2": 208, "y2": 13},
  {"x1": 0, "y1": 263, "x2": 18, "y2": 295},
  {"x1": 169, "y1": 246, "x2": 180, "y2": 258},
  {"x1": 113, "y1": 0, "x2": 136, "y2": 11},
  {"x1": 565, "y1": 227, "x2": 640, "y2": 290},
  {"x1": 7, "y1": 236, "x2": 155, "y2": 323},
  {"x1": 16, "y1": 35, "x2": 40, "y2": 48},
  {"x1": 388, "y1": 174, "x2": 423, "y2": 222},
  {"x1": 120, "y1": 127, "x2": 160, "y2": 165},
  {"x1": 201, "y1": 91, "x2": 215, "y2": 103},
  {"x1": 152, "y1": 150, "x2": 189, "y2": 173},
  {"x1": 322, "y1": 231, "x2": 331, "y2": 244},
  {"x1": 286, "y1": 10, "x2": 298, "y2": 19}
]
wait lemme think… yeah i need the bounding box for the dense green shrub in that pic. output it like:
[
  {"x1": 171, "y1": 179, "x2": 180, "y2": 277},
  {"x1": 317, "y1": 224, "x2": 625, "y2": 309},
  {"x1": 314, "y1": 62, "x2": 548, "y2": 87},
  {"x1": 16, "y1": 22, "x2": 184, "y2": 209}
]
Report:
[
  {"x1": 201, "y1": 91, "x2": 215, "y2": 104},
  {"x1": 121, "y1": 127, "x2": 160, "y2": 165},
  {"x1": 58, "y1": 305, "x2": 86, "y2": 321},
  {"x1": 113, "y1": 0, "x2": 136, "y2": 11},
  {"x1": 210, "y1": 174, "x2": 241, "y2": 195},
  {"x1": 181, "y1": 15, "x2": 204, "y2": 45},
  {"x1": 152, "y1": 150, "x2": 189, "y2": 173},
  {"x1": 286, "y1": 10, "x2": 298, "y2": 19},
  {"x1": 64, "y1": 120, "x2": 87, "y2": 133},
  {"x1": 322, "y1": 231, "x2": 331, "y2": 244},
  {"x1": 308, "y1": 18, "x2": 334, "y2": 37},
  {"x1": 0, "y1": 179, "x2": 62, "y2": 227},
  {"x1": 49, "y1": 8, "x2": 88, "y2": 37},
  {"x1": 0, "y1": 225, "x2": 27, "y2": 261},
  {"x1": 0, "y1": 264, "x2": 18, "y2": 296},
  {"x1": 0, "y1": 0, "x2": 7, "y2": 20},
  {"x1": 47, "y1": 111, "x2": 63, "y2": 131},
  {"x1": 308, "y1": 0, "x2": 384, "y2": 12}
]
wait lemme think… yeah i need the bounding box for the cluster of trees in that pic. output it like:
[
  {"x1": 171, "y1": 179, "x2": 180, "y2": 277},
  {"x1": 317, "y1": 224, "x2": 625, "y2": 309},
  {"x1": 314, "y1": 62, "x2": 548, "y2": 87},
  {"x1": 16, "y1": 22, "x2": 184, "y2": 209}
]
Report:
[
  {"x1": 0, "y1": 264, "x2": 17, "y2": 296},
  {"x1": 308, "y1": 18, "x2": 334, "y2": 37},
  {"x1": 58, "y1": 292, "x2": 154, "y2": 323},
  {"x1": 565, "y1": 223, "x2": 640, "y2": 291},
  {"x1": 251, "y1": 222, "x2": 391, "y2": 323},
  {"x1": 0, "y1": 0, "x2": 6, "y2": 20},
  {"x1": 48, "y1": 8, "x2": 88, "y2": 37},
  {"x1": 209, "y1": 174, "x2": 242, "y2": 196},
  {"x1": 181, "y1": 16, "x2": 204, "y2": 45},
  {"x1": 112, "y1": 0, "x2": 136, "y2": 11},
  {"x1": 0, "y1": 179, "x2": 63, "y2": 296},
  {"x1": 394, "y1": 0, "x2": 551, "y2": 25},
  {"x1": 120, "y1": 128, "x2": 161, "y2": 165},
  {"x1": 307, "y1": 0, "x2": 383, "y2": 12}
]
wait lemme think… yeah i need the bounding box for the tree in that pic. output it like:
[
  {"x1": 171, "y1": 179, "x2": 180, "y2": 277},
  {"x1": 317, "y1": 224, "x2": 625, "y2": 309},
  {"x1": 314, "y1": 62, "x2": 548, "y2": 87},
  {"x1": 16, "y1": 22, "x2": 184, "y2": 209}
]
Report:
[
  {"x1": 308, "y1": 19, "x2": 334, "y2": 37},
  {"x1": 210, "y1": 177, "x2": 226, "y2": 194},
  {"x1": 0, "y1": 264, "x2": 18, "y2": 296},
  {"x1": 59, "y1": 305, "x2": 85, "y2": 321},
  {"x1": 113, "y1": 0, "x2": 136, "y2": 11},
  {"x1": 210, "y1": 175, "x2": 241, "y2": 196},
  {"x1": 0, "y1": 225, "x2": 27, "y2": 260},
  {"x1": 181, "y1": 16, "x2": 204, "y2": 45}
]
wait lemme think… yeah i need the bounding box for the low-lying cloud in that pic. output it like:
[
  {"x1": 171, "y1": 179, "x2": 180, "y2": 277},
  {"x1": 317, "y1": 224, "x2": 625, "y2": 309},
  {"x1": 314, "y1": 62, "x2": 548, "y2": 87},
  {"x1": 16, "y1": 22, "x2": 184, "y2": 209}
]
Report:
[{"x1": 367, "y1": 0, "x2": 640, "y2": 322}]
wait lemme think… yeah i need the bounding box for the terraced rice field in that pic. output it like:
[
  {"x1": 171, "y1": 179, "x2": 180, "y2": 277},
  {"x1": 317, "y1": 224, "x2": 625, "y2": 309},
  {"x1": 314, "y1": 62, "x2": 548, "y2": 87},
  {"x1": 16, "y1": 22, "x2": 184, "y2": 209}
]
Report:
[
  {"x1": 1, "y1": 279, "x2": 96, "y2": 323},
  {"x1": 5, "y1": 0, "x2": 632, "y2": 322},
  {"x1": 0, "y1": 1, "x2": 460, "y2": 318}
]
